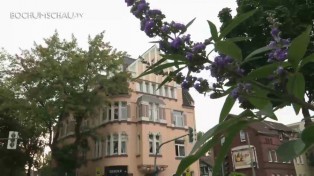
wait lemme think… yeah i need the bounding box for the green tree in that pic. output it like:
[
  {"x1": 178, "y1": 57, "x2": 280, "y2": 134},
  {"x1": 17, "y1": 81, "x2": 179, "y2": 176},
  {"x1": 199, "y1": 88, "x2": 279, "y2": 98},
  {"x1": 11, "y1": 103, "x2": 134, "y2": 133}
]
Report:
[
  {"x1": 3, "y1": 31, "x2": 130, "y2": 175},
  {"x1": 124, "y1": 0, "x2": 314, "y2": 175},
  {"x1": 218, "y1": 0, "x2": 314, "y2": 127}
]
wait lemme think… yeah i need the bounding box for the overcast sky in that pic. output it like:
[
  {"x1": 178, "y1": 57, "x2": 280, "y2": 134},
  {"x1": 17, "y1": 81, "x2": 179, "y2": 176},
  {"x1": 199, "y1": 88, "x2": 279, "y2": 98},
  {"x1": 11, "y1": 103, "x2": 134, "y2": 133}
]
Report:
[{"x1": 0, "y1": 0, "x2": 304, "y2": 132}]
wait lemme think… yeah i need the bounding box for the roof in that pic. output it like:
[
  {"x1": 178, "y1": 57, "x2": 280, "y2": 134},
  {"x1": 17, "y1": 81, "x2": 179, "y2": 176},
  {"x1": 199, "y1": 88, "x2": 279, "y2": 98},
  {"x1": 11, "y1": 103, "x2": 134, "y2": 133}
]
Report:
[
  {"x1": 182, "y1": 89, "x2": 194, "y2": 107},
  {"x1": 248, "y1": 121, "x2": 294, "y2": 135},
  {"x1": 137, "y1": 94, "x2": 165, "y2": 105},
  {"x1": 123, "y1": 56, "x2": 136, "y2": 71},
  {"x1": 199, "y1": 156, "x2": 214, "y2": 167}
]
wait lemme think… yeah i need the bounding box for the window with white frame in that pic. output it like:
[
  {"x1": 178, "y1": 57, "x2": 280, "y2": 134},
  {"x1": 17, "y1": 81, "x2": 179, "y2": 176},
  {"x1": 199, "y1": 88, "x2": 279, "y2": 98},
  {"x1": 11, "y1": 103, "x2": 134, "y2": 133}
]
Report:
[
  {"x1": 175, "y1": 140, "x2": 185, "y2": 157},
  {"x1": 268, "y1": 150, "x2": 278, "y2": 162},
  {"x1": 149, "y1": 133, "x2": 161, "y2": 154},
  {"x1": 170, "y1": 87, "x2": 175, "y2": 98},
  {"x1": 139, "y1": 103, "x2": 164, "y2": 122},
  {"x1": 121, "y1": 133, "x2": 127, "y2": 154},
  {"x1": 101, "y1": 101, "x2": 129, "y2": 122},
  {"x1": 106, "y1": 135, "x2": 111, "y2": 155},
  {"x1": 152, "y1": 84, "x2": 156, "y2": 94},
  {"x1": 113, "y1": 133, "x2": 119, "y2": 154},
  {"x1": 165, "y1": 86, "x2": 169, "y2": 97},
  {"x1": 146, "y1": 82, "x2": 150, "y2": 93},
  {"x1": 240, "y1": 130, "x2": 246, "y2": 142},
  {"x1": 106, "y1": 132, "x2": 128, "y2": 156},
  {"x1": 172, "y1": 110, "x2": 186, "y2": 127},
  {"x1": 93, "y1": 139, "x2": 102, "y2": 158}
]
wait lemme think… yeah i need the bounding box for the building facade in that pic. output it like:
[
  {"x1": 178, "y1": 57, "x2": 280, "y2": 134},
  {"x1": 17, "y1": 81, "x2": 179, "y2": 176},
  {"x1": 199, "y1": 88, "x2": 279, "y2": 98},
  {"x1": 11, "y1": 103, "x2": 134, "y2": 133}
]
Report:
[
  {"x1": 287, "y1": 121, "x2": 314, "y2": 176},
  {"x1": 57, "y1": 45, "x2": 199, "y2": 176},
  {"x1": 213, "y1": 121, "x2": 297, "y2": 176}
]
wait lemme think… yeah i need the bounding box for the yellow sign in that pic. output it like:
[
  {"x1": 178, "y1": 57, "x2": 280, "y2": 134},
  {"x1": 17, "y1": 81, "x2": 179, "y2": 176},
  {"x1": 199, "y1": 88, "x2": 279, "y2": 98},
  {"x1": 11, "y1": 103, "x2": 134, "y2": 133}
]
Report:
[{"x1": 96, "y1": 167, "x2": 101, "y2": 176}]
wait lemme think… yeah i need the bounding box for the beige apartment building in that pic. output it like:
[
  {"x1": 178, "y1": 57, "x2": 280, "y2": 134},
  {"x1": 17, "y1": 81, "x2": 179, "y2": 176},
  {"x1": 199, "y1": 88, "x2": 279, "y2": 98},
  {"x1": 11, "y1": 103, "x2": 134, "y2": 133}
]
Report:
[
  {"x1": 287, "y1": 121, "x2": 314, "y2": 176},
  {"x1": 57, "y1": 45, "x2": 200, "y2": 176}
]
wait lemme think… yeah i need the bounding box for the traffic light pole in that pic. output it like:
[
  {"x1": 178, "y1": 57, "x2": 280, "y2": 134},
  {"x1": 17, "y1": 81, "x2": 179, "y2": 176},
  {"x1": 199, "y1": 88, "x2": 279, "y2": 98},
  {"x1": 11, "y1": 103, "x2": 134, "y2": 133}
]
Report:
[{"x1": 153, "y1": 133, "x2": 190, "y2": 176}]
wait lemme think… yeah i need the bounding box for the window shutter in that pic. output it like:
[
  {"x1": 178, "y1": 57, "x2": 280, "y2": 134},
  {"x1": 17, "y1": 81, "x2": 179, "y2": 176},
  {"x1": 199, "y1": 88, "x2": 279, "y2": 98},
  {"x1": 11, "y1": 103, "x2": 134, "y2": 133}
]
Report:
[
  {"x1": 183, "y1": 113, "x2": 187, "y2": 126},
  {"x1": 127, "y1": 104, "x2": 131, "y2": 119}
]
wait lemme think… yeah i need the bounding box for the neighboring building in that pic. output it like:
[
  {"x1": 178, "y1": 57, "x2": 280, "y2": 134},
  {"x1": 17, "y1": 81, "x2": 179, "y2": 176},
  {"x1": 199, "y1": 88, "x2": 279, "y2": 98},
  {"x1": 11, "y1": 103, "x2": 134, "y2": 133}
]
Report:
[
  {"x1": 199, "y1": 156, "x2": 213, "y2": 176},
  {"x1": 57, "y1": 45, "x2": 199, "y2": 176},
  {"x1": 213, "y1": 120, "x2": 297, "y2": 176},
  {"x1": 287, "y1": 121, "x2": 314, "y2": 176}
]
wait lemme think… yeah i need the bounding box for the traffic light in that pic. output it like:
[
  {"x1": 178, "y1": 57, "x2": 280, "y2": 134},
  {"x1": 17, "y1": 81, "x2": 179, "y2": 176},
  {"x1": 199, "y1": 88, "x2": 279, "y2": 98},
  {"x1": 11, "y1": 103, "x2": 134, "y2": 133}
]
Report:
[
  {"x1": 7, "y1": 131, "x2": 18, "y2": 149},
  {"x1": 188, "y1": 127, "x2": 194, "y2": 143}
]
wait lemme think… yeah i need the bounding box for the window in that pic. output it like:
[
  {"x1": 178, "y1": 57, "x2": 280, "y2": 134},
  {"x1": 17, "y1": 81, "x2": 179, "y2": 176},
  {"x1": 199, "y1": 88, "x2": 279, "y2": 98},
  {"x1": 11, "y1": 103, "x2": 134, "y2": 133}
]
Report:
[
  {"x1": 240, "y1": 130, "x2": 246, "y2": 142},
  {"x1": 175, "y1": 140, "x2": 185, "y2": 157},
  {"x1": 113, "y1": 134, "x2": 119, "y2": 154},
  {"x1": 106, "y1": 133, "x2": 128, "y2": 156},
  {"x1": 102, "y1": 101, "x2": 129, "y2": 122},
  {"x1": 120, "y1": 102, "x2": 128, "y2": 120},
  {"x1": 165, "y1": 86, "x2": 169, "y2": 97},
  {"x1": 149, "y1": 133, "x2": 161, "y2": 154},
  {"x1": 170, "y1": 87, "x2": 175, "y2": 98},
  {"x1": 140, "y1": 82, "x2": 143, "y2": 92},
  {"x1": 279, "y1": 133, "x2": 283, "y2": 141},
  {"x1": 172, "y1": 111, "x2": 186, "y2": 127},
  {"x1": 268, "y1": 150, "x2": 278, "y2": 162},
  {"x1": 152, "y1": 84, "x2": 156, "y2": 94},
  {"x1": 137, "y1": 134, "x2": 141, "y2": 155},
  {"x1": 146, "y1": 82, "x2": 150, "y2": 93},
  {"x1": 149, "y1": 103, "x2": 160, "y2": 121},
  {"x1": 121, "y1": 133, "x2": 127, "y2": 154},
  {"x1": 93, "y1": 139, "x2": 102, "y2": 158},
  {"x1": 106, "y1": 135, "x2": 111, "y2": 155},
  {"x1": 114, "y1": 102, "x2": 119, "y2": 120}
]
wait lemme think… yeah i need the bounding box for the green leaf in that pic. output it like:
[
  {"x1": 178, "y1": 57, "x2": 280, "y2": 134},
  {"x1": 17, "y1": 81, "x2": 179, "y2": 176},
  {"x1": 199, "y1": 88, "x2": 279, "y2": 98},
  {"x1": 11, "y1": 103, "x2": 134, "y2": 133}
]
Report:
[
  {"x1": 215, "y1": 41, "x2": 242, "y2": 62},
  {"x1": 288, "y1": 25, "x2": 312, "y2": 69},
  {"x1": 135, "y1": 61, "x2": 185, "y2": 79},
  {"x1": 219, "y1": 9, "x2": 257, "y2": 39},
  {"x1": 177, "y1": 117, "x2": 258, "y2": 175},
  {"x1": 277, "y1": 139, "x2": 306, "y2": 161},
  {"x1": 225, "y1": 36, "x2": 251, "y2": 43},
  {"x1": 299, "y1": 53, "x2": 314, "y2": 68},
  {"x1": 301, "y1": 125, "x2": 314, "y2": 145},
  {"x1": 156, "y1": 67, "x2": 185, "y2": 89},
  {"x1": 219, "y1": 94, "x2": 236, "y2": 122},
  {"x1": 212, "y1": 120, "x2": 250, "y2": 175},
  {"x1": 207, "y1": 20, "x2": 218, "y2": 41},
  {"x1": 286, "y1": 73, "x2": 305, "y2": 114},
  {"x1": 244, "y1": 46, "x2": 272, "y2": 62},
  {"x1": 209, "y1": 86, "x2": 234, "y2": 99},
  {"x1": 185, "y1": 18, "x2": 196, "y2": 29},
  {"x1": 246, "y1": 62, "x2": 290, "y2": 79}
]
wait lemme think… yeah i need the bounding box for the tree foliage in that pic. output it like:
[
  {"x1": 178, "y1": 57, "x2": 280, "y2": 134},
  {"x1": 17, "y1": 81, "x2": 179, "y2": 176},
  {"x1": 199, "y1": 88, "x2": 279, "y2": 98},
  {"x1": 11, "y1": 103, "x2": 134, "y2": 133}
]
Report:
[
  {"x1": 124, "y1": 0, "x2": 314, "y2": 175},
  {"x1": 1, "y1": 31, "x2": 130, "y2": 175}
]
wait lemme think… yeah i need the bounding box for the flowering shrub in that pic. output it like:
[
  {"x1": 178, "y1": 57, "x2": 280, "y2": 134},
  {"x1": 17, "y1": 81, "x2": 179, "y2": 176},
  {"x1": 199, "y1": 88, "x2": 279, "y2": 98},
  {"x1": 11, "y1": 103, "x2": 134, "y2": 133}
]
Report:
[{"x1": 124, "y1": 0, "x2": 314, "y2": 175}]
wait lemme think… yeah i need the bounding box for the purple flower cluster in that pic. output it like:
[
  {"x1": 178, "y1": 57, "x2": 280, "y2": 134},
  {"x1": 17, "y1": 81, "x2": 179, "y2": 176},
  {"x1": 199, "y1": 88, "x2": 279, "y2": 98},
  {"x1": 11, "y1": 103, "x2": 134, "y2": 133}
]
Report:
[
  {"x1": 230, "y1": 83, "x2": 252, "y2": 102},
  {"x1": 126, "y1": 0, "x2": 210, "y2": 93},
  {"x1": 267, "y1": 16, "x2": 291, "y2": 62},
  {"x1": 209, "y1": 55, "x2": 233, "y2": 81}
]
